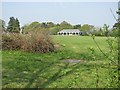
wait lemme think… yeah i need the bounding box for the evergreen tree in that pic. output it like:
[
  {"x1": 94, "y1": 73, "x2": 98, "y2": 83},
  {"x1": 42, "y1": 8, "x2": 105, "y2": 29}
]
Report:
[
  {"x1": 7, "y1": 17, "x2": 15, "y2": 32},
  {"x1": 14, "y1": 18, "x2": 20, "y2": 32},
  {"x1": 7, "y1": 17, "x2": 20, "y2": 33}
]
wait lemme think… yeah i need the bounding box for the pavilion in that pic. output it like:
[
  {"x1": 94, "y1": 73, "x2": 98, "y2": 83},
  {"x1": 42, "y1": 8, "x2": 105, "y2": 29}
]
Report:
[{"x1": 57, "y1": 29, "x2": 82, "y2": 35}]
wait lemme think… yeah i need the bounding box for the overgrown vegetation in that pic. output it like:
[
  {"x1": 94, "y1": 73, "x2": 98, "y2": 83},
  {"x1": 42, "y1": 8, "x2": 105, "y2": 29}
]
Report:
[
  {"x1": 2, "y1": 33, "x2": 23, "y2": 50},
  {"x1": 21, "y1": 31, "x2": 55, "y2": 53},
  {"x1": 2, "y1": 31, "x2": 55, "y2": 53}
]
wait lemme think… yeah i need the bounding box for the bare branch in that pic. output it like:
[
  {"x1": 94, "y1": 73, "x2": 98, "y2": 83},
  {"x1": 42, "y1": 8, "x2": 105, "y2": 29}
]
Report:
[{"x1": 110, "y1": 8, "x2": 118, "y2": 22}]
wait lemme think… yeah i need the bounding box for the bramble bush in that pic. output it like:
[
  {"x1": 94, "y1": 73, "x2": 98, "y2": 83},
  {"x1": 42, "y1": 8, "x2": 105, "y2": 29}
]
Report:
[
  {"x1": 2, "y1": 33, "x2": 23, "y2": 50},
  {"x1": 21, "y1": 31, "x2": 55, "y2": 53},
  {"x1": 2, "y1": 31, "x2": 56, "y2": 53}
]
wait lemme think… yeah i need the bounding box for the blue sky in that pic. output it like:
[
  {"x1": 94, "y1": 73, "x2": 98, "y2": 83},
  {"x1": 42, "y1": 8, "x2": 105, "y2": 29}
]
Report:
[{"x1": 2, "y1": 2, "x2": 118, "y2": 27}]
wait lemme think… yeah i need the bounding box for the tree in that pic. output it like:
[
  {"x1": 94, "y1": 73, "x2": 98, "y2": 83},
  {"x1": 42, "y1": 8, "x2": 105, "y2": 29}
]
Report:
[
  {"x1": 73, "y1": 24, "x2": 81, "y2": 29},
  {"x1": 91, "y1": 27, "x2": 104, "y2": 36},
  {"x1": 49, "y1": 26, "x2": 61, "y2": 35},
  {"x1": 46, "y1": 22, "x2": 55, "y2": 28},
  {"x1": 7, "y1": 17, "x2": 20, "y2": 33},
  {"x1": 28, "y1": 22, "x2": 40, "y2": 29},
  {"x1": 14, "y1": 18, "x2": 20, "y2": 32},
  {"x1": 103, "y1": 24, "x2": 109, "y2": 37},
  {"x1": 22, "y1": 22, "x2": 41, "y2": 33},
  {"x1": 7, "y1": 17, "x2": 15, "y2": 32},
  {"x1": 81, "y1": 24, "x2": 94, "y2": 31},
  {"x1": 112, "y1": 6, "x2": 120, "y2": 36},
  {"x1": 60, "y1": 21, "x2": 73, "y2": 29},
  {"x1": 40, "y1": 22, "x2": 48, "y2": 28},
  {"x1": 81, "y1": 24, "x2": 95, "y2": 35},
  {"x1": 0, "y1": 19, "x2": 6, "y2": 31}
]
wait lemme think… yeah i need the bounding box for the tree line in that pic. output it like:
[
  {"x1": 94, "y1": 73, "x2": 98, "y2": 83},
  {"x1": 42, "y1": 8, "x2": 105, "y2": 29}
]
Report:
[{"x1": 1, "y1": 16, "x2": 118, "y2": 36}]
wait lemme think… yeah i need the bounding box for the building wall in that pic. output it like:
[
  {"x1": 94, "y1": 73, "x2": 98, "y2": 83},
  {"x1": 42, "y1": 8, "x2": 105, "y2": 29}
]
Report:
[{"x1": 58, "y1": 32, "x2": 82, "y2": 35}]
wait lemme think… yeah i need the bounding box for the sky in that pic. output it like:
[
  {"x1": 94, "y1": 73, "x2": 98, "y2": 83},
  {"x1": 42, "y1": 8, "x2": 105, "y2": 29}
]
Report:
[
  {"x1": 1, "y1": 1, "x2": 118, "y2": 28},
  {"x1": 1, "y1": 0, "x2": 119, "y2": 2}
]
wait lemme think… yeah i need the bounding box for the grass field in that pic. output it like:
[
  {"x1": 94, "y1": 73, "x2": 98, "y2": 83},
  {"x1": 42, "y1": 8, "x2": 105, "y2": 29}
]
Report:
[{"x1": 2, "y1": 36, "x2": 118, "y2": 88}]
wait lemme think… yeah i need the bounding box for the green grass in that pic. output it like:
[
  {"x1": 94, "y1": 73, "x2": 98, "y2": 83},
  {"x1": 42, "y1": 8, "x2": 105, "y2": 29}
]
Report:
[
  {"x1": 2, "y1": 36, "x2": 118, "y2": 88},
  {"x1": 52, "y1": 35, "x2": 110, "y2": 53}
]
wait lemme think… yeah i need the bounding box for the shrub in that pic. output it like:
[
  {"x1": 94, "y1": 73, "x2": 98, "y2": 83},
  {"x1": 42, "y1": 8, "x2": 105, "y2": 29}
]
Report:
[
  {"x1": 2, "y1": 33, "x2": 23, "y2": 50},
  {"x1": 21, "y1": 31, "x2": 55, "y2": 53},
  {"x1": 2, "y1": 31, "x2": 56, "y2": 53}
]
